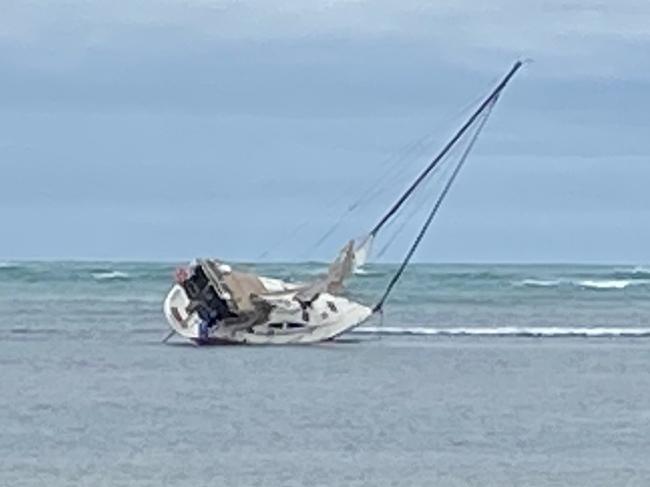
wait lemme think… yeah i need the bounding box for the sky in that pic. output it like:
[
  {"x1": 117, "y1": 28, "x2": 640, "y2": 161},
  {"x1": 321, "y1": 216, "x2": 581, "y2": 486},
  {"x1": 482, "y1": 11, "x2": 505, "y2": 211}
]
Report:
[{"x1": 1, "y1": 0, "x2": 649, "y2": 263}]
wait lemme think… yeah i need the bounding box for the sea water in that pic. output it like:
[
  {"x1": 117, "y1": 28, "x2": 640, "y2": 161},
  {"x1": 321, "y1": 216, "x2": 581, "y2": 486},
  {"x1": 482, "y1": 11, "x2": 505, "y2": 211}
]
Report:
[{"x1": 1, "y1": 262, "x2": 650, "y2": 486}]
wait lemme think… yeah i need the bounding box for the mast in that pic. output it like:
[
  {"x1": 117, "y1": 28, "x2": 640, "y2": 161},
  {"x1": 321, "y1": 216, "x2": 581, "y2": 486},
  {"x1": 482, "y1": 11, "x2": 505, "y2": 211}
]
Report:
[
  {"x1": 371, "y1": 60, "x2": 524, "y2": 311},
  {"x1": 373, "y1": 98, "x2": 496, "y2": 312},
  {"x1": 368, "y1": 60, "x2": 524, "y2": 239}
]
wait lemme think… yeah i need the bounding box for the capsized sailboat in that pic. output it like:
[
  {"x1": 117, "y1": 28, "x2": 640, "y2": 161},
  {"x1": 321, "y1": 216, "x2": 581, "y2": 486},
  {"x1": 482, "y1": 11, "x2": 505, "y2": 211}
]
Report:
[
  {"x1": 163, "y1": 61, "x2": 524, "y2": 345},
  {"x1": 163, "y1": 241, "x2": 372, "y2": 344}
]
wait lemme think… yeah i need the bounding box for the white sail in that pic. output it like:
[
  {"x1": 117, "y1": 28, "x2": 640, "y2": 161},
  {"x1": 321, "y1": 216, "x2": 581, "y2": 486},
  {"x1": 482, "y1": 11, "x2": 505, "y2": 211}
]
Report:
[{"x1": 353, "y1": 235, "x2": 374, "y2": 272}]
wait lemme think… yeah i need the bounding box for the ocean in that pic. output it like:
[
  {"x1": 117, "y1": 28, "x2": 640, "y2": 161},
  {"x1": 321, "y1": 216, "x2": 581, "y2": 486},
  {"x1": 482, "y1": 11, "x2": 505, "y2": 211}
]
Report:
[{"x1": 2, "y1": 261, "x2": 650, "y2": 486}]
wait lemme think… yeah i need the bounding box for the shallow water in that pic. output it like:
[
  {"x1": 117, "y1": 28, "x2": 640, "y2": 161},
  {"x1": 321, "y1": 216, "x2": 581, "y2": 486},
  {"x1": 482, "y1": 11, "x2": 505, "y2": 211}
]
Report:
[{"x1": 1, "y1": 262, "x2": 650, "y2": 486}]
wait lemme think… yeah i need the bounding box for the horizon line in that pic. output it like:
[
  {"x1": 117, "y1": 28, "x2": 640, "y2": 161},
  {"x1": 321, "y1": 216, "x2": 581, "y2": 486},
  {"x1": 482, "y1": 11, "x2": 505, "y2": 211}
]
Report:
[{"x1": 1, "y1": 258, "x2": 648, "y2": 267}]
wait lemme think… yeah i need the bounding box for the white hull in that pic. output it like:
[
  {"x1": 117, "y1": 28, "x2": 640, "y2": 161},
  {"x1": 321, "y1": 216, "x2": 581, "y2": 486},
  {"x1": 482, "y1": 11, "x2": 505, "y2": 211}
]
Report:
[{"x1": 164, "y1": 284, "x2": 372, "y2": 345}]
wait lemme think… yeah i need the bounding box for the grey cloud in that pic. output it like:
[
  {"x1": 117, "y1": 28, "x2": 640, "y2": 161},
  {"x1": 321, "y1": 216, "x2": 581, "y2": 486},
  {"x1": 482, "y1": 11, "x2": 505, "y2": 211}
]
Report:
[{"x1": 2, "y1": 0, "x2": 650, "y2": 78}]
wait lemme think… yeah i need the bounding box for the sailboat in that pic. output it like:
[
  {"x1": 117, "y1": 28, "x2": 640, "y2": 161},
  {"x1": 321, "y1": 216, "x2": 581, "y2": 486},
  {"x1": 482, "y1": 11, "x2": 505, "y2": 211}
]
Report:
[{"x1": 163, "y1": 61, "x2": 524, "y2": 345}]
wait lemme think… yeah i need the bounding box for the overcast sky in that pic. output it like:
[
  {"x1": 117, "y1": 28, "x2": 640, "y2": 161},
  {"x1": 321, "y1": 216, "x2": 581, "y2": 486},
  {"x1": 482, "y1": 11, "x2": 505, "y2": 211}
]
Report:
[{"x1": 1, "y1": 1, "x2": 649, "y2": 263}]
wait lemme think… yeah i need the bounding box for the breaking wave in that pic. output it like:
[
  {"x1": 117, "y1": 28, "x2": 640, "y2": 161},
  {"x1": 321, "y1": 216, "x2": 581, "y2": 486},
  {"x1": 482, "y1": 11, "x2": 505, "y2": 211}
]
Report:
[
  {"x1": 91, "y1": 271, "x2": 131, "y2": 281},
  {"x1": 618, "y1": 266, "x2": 650, "y2": 279},
  {"x1": 518, "y1": 279, "x2": 561, "y2": 288},
  {"x1": 354, "y1": 326, "x2": 650, "y2": 338},
  {"x1": 513, "y1": 278, "x2": 650, "y2": 290},
  {"x1": 7, "y1": 326, "x2": 650, "y2": 340},
  {"x1": 354, "y1": 268, "x2": 385, "y2": 277},
  {"x1": 577, "y1": 279, "x2": 645, "y2": 290},
  {"x1": 0, "y1": 262, "x2": 20, "y2": 270}
]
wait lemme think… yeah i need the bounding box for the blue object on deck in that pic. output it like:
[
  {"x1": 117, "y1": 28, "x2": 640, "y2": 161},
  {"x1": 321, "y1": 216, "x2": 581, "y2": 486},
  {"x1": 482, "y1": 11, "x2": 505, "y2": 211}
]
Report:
[{"x1": 199, "y1": 320, "x2": 209, "y2": 339}]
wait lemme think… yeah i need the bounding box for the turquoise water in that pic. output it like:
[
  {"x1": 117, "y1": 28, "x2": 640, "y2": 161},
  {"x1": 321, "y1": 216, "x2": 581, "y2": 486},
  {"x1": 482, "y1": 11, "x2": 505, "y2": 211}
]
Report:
[
  {"x1": 2, "y1": 261, "x2": 650, "y2": 335},
  {"x1": 2, "y1": 262, "x2": 650, "y2": 485}
]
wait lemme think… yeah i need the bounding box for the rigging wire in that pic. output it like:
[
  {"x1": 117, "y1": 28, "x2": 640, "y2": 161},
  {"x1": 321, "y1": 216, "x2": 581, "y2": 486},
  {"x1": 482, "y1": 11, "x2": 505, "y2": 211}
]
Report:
[
  {"x1": 373, "y1": 98, "x2": 497, "y2": 313},
  {"x1": 256, "y1": 74, "x2": 508, "y2": 261},
  {"x1": 257, "y1": 131, "x2": 437, "y2": 261},
  {"x1": 306, "y1": 130, "x2": 446, "y2": 254},
  {"x1": 257, "y1": 221, "x2": 311, "y2": 260},
  {"x1": 368, "y1": 61, "x2": 523, "y2": 239},
  {"x1": 374, "y1": 143, "x2": 461, "y2": 260},
  {"x1": 373, "y1": 143, "x2": 460, "y2": 260},
  {"x1": 348, "y1": 83, "x2": 502, "y2": 227},
  {"x1": 310, "y1": 134, "x2": 449, "y2": 253},
  {"x1": 309, "y1": 84, "x2": 502, "y2": 253}
]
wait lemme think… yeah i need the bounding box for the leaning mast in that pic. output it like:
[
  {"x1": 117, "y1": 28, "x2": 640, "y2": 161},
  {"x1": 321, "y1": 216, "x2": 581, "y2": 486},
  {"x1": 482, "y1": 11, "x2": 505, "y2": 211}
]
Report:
[{"x1": 355, "y1": 61, "x2": 524, "y2": 265}]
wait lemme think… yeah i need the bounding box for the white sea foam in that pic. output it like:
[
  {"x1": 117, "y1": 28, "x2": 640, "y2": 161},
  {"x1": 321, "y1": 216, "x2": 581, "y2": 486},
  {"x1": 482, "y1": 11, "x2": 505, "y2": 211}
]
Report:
[
  {"x1": 354, "y1": 326, "x2": 650, "y2": 338},
  {"x1": 91, "y1": 271, "x2": 130, "y2": 281},
  {"x1": 515, "y1": 277, "x2": 649, "y2": 290},
  {"x1": 354, "y1": 268, "x2": 384, "y2": 277},
  {"x1": 518, "y1": 279, "x2": 561, "y2": 288},
  {"x1": 0, "y1": 262, "x2": 19, "y2": 269},
  {"x1": 577, "y1": 279, "x2": 637, "y2": 290}
]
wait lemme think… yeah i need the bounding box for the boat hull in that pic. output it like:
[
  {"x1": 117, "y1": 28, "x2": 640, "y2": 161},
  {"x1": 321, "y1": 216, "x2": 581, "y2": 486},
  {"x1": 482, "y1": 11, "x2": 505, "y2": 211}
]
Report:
[{"x1": 163, "y1": 284, "x2": 372, "y2": 345}]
